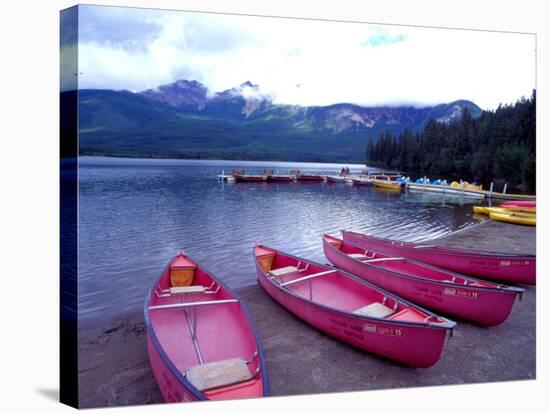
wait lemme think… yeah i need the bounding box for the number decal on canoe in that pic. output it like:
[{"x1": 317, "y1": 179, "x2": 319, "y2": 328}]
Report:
[
  {"x1": 500, "y1": 259, "x2": 530, "y2": 267},
  {"x1": 363, "y1": 324, "x2": 403, "y2": 337},
  {"x1": 443, "y1": 287, "x2": 479, "y2": 299}
]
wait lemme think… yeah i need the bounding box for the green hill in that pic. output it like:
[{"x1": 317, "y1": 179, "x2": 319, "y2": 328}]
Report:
[{"x1": 73, "y1": 85, "x2": 482, "y2": 163}]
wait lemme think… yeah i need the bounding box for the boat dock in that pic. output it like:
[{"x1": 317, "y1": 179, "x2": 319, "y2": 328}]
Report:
[
  {"x1": 77, "y1": 220, "x2": 535, "y2": 407},
  {"x1": 405, "y1": 182, "x2": 535, "y2": 201},
  {"x1": 217, "y1": 170, "x2": 535, "y2": 201},
  {"x1": 216, "y1": 170, "x2": 235, "y2": 181}
]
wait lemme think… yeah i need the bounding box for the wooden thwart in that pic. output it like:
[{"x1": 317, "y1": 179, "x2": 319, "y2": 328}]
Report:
[
  {"x1": 348, "y1": 253, "x2": 368, "y2": 259},
  {"x1": 148, "y1": 299, "x2": 238, "y2": 310},
  {"x1": 170, "y1": 285, "x2": 206, "y2": 295},
  {"x1": 269, "y1": 266, "x2": 300, "y2": 277},
  {"x1": 280, "y1": 270, "x2": 337, "y2": 287},
  {"x1": 362, "y1": 257, "x2": 405, "y2": 264}
]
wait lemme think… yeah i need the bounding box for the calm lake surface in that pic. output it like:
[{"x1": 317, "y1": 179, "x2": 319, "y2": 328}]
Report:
[{"x1": 78, "y1": 156, "x2": 478, "y2": 320}]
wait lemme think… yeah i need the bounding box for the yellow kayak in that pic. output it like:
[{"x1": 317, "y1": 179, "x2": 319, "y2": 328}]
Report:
[
  {"x1": 473, "y1": 206, "x2": 535, "y2": 218},
  {"x1": 489, "y1": 212, "x2": 536, "y2": 226},
  {"x1": 373, "y1": 180, "x2": 402, "y2": 191},
  {"x1": 498, "y1": 206, "x2": 536, "y2": 214}
]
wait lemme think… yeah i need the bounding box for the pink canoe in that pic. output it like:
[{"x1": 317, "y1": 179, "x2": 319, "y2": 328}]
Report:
[
  {"x1": 323, "y1": 235, "x2": 524, "y2": 326},
  {"x1": 254, "y1": 244, "x2": 456, "y2": 368},
  {"x1": 145, "y1": 252, "x2": 269, "y2": 402},
  {"x1": 502, "y1": 200, "x2": 536, "y2": 208},
  {"x1": 343, "y1": 231, "x2": 536, "y2": 285}
]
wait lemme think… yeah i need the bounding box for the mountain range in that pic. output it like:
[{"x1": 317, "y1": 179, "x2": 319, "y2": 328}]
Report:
[{"x1": 75, "y1": 79, "x2": 482, "y2": 162}]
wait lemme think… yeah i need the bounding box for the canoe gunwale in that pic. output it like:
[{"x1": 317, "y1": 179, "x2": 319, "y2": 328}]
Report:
[
  {"x1": 144, "y1": 254, "x2": 271, "y2": 400},
  {"x1": 254, "y1": 244, "x2": 456, "y2": 331},
  {"x1": 342, "y1": 230, "x2": 535, "y2": 259},
  {"x1": 324, "y1": 235, "x2": 524, "y2": 296}
]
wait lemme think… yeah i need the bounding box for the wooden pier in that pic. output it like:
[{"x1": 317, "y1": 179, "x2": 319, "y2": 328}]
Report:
[{"x1": 405, "y1": 182, "x2": 535, "y2": 201}]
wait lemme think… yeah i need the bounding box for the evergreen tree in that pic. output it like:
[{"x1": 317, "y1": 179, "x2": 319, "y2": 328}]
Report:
[{"x1": 365, "y1": 91, "x2": 536, "y2": 192}]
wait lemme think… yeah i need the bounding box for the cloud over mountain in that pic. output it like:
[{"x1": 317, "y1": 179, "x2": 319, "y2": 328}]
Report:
[{"x1": 68, "y1": 5, "x2": 535, "y2": 109}]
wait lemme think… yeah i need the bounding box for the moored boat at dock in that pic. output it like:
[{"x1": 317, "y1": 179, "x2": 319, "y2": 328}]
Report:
[
  {"x1": 265, "y1": 168, "x2": 297, "y2": 182},
  {"x1": 267, "y1": 174, "x2": 295, "y2": 182},
  {"x1": 296, "y1": 173, "x2": 324, "y2": 182},
  {"x1": 406, "y1": 181, "x2": 485, "y2": 199},
  {"x1": 351, "y1": 177, "x2": 372, "y2": 186},
  {"x1": 372, "y1": 179, "x2": 403, "y2": 191},
  {"x1": 406, "y1": 179, "x2": 535, "y2": 201},
  {"x1": 233, "y1": 173, "x2": 268, "y2": 182},
  {"x1": 325, "y1": 175, "x2": 347, "y2": 183},
  {"x1": 233, "y1": 174, "x2": 268, "y2": 182}
]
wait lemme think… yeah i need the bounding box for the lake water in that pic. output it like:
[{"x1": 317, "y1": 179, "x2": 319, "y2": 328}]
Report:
[{"x1": 78, "y1": 157, "x2": 478, "y2": 320}]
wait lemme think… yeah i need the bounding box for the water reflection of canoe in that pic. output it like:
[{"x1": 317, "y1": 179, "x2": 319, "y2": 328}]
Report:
[
  {"x1": 145, "y1": 252, "x2": 269, "y2": 402},
  {"x1": 342, "y1": 230, "x2": 536, "y2": 285},
  {"x1": 254, "y1": 244, "x2": 455, "y2": 368},
  {"x1": 323, "y1": 234, "x2": 523, "y2": 326}
]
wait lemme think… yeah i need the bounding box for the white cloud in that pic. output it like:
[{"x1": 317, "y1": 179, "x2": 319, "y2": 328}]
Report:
[{"x1": 74, "y1": 6, "x2": 535, "y2": 109}]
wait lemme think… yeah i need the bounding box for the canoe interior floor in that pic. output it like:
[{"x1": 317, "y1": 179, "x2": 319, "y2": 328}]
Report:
[
  {"x1": 281, "y1": 273, "x2": 394, "y2": 316},
  {"x1": 149, "y1": 301, "x2": 256, "y2": 374}
]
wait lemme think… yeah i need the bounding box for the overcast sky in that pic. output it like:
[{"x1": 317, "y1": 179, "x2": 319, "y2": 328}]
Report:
[{"x1": 64, "y1": 5, "x2": 536, "y2": 109}]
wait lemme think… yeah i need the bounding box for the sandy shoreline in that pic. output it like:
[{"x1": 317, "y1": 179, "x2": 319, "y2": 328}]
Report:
[
  {"x1": 78, "y1": 311, "x2": 164, "y2": 407},
  {"x1": 78, "y1": 220, "x2": 536, "y2": 408}
]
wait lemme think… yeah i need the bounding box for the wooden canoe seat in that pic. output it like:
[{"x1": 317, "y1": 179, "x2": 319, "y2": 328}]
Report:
[
  {"x1": 353, "y1": 302, "x2": 394, "y2": 318},
  {"x1": 269, "y1": 266, "x2": 299, "y2": 277},
  {"x1": 186, "y1": 358, "x2": 252, "y2": 391},
  {"x1": 348, "y1": 253, "x2": 368, "y2": 259},
  {"x1": 169, "y1": 285, "x2": 206, "y2": 295}
]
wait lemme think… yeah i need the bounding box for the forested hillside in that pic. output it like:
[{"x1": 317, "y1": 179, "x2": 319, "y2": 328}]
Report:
[
  {"x1": 366, "y1": 91, "x2": 536, "y2": 192},
  {"x1": 73, "y1": 79, "x2": 481, "y2": 163}
]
